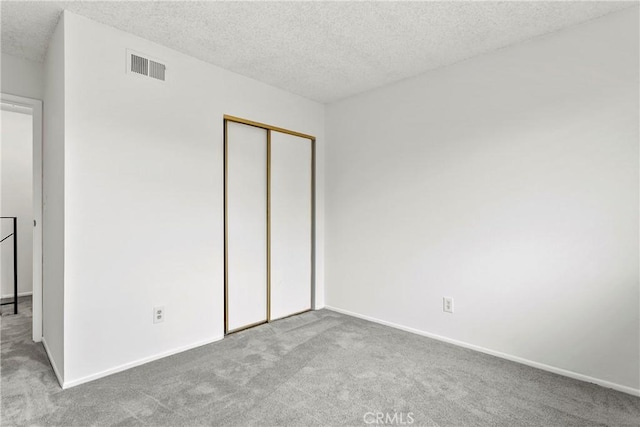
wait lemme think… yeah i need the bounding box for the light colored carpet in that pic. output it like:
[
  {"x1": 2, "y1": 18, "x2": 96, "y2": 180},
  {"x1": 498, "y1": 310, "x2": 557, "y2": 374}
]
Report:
[{"x1": 1, "y1": 297, "x2": 639, "y2": 426}]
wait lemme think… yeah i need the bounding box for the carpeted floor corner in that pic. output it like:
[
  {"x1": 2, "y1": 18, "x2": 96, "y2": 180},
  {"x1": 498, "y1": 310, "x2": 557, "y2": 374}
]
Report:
[{"x1": 1, "y1": 297, "x2": 639, "y2": 426}]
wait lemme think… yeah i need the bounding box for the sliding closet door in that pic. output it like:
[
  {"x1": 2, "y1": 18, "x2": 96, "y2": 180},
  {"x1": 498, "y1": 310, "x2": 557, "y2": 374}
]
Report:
[
  {"x1": 226, "y1": 122, "x2": 268, "y2": 332},
  {"x1": 269, "y1": 131, "x2": 312, "y2": 320}
]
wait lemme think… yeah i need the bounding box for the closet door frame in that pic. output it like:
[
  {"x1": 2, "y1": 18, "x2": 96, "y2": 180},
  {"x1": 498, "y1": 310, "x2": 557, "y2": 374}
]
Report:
[{"x1": 223, "y1": 115, "x2": 316, "y2": 335}]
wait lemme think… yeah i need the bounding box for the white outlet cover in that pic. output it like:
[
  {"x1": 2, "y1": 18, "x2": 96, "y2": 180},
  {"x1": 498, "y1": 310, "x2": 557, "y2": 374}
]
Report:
[
  {"x1": 153, "y1": 306, "x2": 165, "y2": 323},
  {"x1": 443, "y1": 297, "x2": 454, "y2": 313}
]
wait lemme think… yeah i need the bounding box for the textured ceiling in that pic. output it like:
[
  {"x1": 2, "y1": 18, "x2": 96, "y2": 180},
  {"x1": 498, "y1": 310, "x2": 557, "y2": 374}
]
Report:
[{"x1": 1, "y1": 1, "x2": 636, "y2": 103}]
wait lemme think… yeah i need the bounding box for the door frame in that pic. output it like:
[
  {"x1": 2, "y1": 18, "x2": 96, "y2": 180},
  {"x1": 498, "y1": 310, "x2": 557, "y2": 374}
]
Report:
[
  {"x1": 223, "y1": 114, "x2": 316, "y2": 334},
  {"x1": 1, "y1": 93, "x2": 43, "y2": 342}
]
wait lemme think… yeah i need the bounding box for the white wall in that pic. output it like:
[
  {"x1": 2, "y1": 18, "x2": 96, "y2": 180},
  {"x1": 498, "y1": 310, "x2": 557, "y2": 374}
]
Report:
[
  {"x1": 1, "y1": 53, "x2": 44, "y2": 100},
  {"x1": 326, "y1": 8, "x2": 639, "y2": 393},
  {"x1": 42, "y1": 14, "x2": 66, "y2": 381},
  {"x1": 1, "y1": 108, "x2": 33, "y2": 299},
  {"x1": 61, "y1": 11, "x2": 324, "y2": 386}
]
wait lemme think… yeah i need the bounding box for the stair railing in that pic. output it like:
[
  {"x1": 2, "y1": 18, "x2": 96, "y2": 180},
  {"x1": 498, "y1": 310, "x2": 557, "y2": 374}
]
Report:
[{"x1": 0, "y1": 217, "x2": 18, "y2": 314}]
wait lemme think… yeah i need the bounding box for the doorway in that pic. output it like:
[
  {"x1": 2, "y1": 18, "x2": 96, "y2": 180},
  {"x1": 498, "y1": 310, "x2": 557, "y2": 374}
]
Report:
[
  {"x1": 224, "y1": 115, "x2": 316, "y2": 334},
  {"x1": 0, "y1": 93, "x2": 43, "y2": 342}
]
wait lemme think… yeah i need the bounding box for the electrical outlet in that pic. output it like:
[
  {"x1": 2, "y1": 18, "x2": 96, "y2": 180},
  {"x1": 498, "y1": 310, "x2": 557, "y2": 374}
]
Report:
[
  {"x1": 153, "y1": 306, "x2": 165, "y2": 324},
  {"x1": 443, "y1": 297, "x2": 454, "y2": 313}
]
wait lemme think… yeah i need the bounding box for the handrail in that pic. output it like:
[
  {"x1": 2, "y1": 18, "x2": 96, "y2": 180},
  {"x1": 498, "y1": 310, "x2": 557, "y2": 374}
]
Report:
[
  {"x1": 0, "y1": 233, "x2": 14, "y2": 244},
  {"x1": 0, "y1": 216, "x2": 18, "y2": 314}
]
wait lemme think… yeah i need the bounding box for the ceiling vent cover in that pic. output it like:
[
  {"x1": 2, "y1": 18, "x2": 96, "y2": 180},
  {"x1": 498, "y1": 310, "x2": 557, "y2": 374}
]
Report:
[{"x1": 127, "y1": 50, "x2": 166, "y2": 81}]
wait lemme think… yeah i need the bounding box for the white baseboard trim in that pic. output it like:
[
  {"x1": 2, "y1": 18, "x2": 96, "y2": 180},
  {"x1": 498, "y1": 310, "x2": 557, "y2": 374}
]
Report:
[
  {"x1": 41, "y1": 337, "x2": 64, "y2": 388},
  {"x1": 62, "y1": 334, "x2": 225, "y2": 389},
  {"x1": 1, "y1": 291, "x2": 32, "y2": 299},
  {"x1": 325, "y1": 305, "x2": 640, "y2": 397}
]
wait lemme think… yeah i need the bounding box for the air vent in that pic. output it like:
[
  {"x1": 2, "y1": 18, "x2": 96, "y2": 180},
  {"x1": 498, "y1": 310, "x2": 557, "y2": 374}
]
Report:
[
  {"x1": 130, "y1": 54, "x2": 148, "y2": 76},
  {"x1": 127, "y1": 50, "x2": 166, "y2": 82},
  {"x1": 149, "y1": 60, "x2": 166, "y2": 81}
]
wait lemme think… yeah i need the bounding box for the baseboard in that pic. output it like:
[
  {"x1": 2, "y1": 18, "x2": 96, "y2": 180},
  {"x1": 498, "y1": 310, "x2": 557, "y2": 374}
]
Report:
[
  {"x1": 1, "y1": 291, "x2": 32, "y2": 300},
  {"x1": 325, "y1": 305, "x2": 640, "y2": 397},
  {"x1": 62, "y1": 334, "x2": 225, "y2": 389},
  {"x1": 41, "y1": 337, "x2": 64, "y2": 388}
]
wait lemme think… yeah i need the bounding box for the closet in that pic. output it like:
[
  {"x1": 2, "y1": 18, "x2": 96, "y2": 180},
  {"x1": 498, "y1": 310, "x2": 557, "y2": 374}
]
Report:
[{"x1": 224, "y1": 115, "x2": 315, "y2": 334}]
